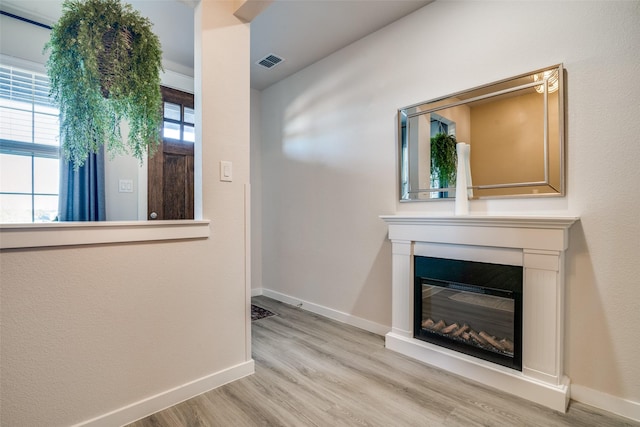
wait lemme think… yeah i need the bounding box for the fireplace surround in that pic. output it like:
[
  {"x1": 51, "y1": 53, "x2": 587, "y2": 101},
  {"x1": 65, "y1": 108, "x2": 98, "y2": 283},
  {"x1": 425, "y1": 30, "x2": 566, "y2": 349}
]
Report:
[{"x1": 381, "y1": 215, "x2": 578, "y2": 412}]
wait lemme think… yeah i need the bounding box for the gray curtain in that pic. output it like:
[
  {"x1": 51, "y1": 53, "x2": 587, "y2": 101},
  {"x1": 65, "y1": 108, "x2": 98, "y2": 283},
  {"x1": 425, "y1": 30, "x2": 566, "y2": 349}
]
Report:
[{"x1": 58, "y1": 147, "x2": 106, "y2": 221}]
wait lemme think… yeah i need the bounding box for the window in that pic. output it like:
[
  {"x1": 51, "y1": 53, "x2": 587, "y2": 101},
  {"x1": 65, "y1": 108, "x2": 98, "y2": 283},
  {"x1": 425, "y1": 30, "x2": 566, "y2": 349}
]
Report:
[
  {"x1": 0, "y1": 65, "x2": 60, "y2": 223},
  {"x1": 162, "y1": 89, "x2": 195, "y2": 143}
]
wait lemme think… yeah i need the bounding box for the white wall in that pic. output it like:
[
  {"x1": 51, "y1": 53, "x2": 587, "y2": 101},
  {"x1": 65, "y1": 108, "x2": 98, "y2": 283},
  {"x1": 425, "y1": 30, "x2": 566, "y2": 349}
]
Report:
[
  {"x1": 0, "y1": 13, "x2": 50, "y2": 66},
  {"x1": 104, "y1": 127, "x2": 144, "y2": 221},
  {"x1": 257, "y1": 0, "x2": 640, "y2": 417},
  {"x1": 0, "y1": 2, "x2": 252, "y2": 425}
]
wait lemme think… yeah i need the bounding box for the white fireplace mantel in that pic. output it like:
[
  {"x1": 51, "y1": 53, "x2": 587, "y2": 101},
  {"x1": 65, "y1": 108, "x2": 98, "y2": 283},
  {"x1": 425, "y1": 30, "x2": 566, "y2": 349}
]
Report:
[{"x1": 381, "y1": 214, "x2": 578, "y2": 412}]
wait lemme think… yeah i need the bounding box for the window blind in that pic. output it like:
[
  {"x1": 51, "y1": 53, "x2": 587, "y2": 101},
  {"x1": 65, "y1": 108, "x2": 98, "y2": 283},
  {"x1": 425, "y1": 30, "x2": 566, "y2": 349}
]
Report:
[{"x1": 0, "y1": 65, "x2": 59, "y2": 157}]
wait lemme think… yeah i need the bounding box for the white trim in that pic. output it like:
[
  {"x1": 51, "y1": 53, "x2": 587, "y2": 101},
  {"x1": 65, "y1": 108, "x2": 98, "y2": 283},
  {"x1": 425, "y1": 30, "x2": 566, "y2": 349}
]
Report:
[
  {"x1": 137, "y1": 156, "x2": 149, "y2": 221},
  {"x1": 72, "y1": 360, "x2": 254, "y2": 427},
  {"x1": 571, "y1": 384, "x2": 640, "y2": 422},
  {"x1": 251, "y1": 288, "x2": 263, "y2": 297},
  {"x1": 381, "y1": 214, "x2": 578, "y2": 251},
  {"x1": 244, "y1": 184, "x2": 252, "y2": 361},
  {"x1": 193, "y1": 2, "x2": 203, "y2": 220},
  {"x1": 380, "y1": 214, "x2": 579, "y2": 230},
  {"x1": 262, "y1": 288, "x2": 391, "y2": 336},
  {"x1": 414, "y1": 241, "x2": 523, "y2": 266},
  {"x1": 161, "y1": 68, "x2": 195, "y2": 94},
  {"x1": 0, "y1": 220, "x2": 210, "y2": 249}
]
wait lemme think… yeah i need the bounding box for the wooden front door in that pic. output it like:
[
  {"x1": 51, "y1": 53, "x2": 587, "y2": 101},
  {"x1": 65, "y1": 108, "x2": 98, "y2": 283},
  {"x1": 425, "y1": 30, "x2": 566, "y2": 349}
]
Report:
[{"x1": 148, "y1": 86, "x2": 195, "y2": 220}]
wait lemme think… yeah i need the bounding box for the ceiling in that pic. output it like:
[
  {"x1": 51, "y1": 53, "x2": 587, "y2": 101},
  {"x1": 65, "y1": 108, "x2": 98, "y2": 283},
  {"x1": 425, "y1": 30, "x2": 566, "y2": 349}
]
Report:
[
  {"x1": 249, "y1": 0, "x2": 432, "y2": 90},
  {"x1": 1, "y1": 0, "x2": 432, "y2": 90}
]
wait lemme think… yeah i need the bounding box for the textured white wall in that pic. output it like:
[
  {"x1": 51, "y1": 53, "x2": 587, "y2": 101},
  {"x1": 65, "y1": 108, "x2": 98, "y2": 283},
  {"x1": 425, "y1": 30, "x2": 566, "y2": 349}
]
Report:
[
  {"x1": 0, "y1": 2, "x2": 251, "y2": 426},
  {"x1": 104, "y1": 147, "x2": 142, "y2": 221},
  {"x1": 258, "y1": 0, "x2": 640, "y2": 410}
]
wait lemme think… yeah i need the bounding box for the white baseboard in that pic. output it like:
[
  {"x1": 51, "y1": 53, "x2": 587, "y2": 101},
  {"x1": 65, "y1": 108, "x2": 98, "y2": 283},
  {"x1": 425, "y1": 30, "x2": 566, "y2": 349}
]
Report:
[
  {"x1": 571, "y1": 384, "x2": 640, "y2": 422},
  {"x1": 73, "y1": 360, "x2": 255, "y2": 427},
  {"x1": 251, "y1": 287, "x2": 263, "y2": 297},
  {"x1": 261, "y1": 288, "x2": 390, "y2": 336}
]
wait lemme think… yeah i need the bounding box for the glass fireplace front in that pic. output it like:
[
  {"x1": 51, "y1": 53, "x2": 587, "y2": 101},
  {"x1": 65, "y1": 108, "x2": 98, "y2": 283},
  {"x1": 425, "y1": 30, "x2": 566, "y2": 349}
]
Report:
[{"x1": 414, "y1": 256, "x2": 523, "y2": 371}]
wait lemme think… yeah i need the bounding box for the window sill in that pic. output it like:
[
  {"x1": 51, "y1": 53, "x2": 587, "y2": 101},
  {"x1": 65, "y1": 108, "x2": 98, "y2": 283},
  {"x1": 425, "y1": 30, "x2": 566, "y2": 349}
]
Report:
[{"x1": 0, "y1": 220, "x2": 210, "y2": 250}]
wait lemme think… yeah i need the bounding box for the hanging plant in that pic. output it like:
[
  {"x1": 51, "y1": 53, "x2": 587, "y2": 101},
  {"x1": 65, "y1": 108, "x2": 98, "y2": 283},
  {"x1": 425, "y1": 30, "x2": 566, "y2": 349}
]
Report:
[
  {"x1": 45, "y1": 0, "x2": 163, "y2": 168},
  {"x1": 430, "y1": 132, "x2": 458, "y2": 187}
]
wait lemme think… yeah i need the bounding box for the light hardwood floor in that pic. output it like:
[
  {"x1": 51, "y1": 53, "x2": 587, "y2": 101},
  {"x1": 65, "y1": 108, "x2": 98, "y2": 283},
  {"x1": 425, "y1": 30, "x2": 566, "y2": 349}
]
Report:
[{"x1": 128, "y1": 296, "x2": 638, "y2": 427}]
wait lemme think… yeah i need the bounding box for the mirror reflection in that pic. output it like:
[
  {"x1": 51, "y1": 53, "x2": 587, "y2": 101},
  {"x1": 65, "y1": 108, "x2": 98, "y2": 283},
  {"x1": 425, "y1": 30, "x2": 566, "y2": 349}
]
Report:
[
  {"x1": 0, "y1": 0, "x2": 195, "y2": 222},
  {"x1": 399, "y1": 64, "x2": 564, "y2": 201}
]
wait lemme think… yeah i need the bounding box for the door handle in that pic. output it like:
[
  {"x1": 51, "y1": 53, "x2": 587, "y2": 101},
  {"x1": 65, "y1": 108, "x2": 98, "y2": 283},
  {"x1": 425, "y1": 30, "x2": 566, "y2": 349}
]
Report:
[{"x1": 150, "y1": 212, "x2": 158, "y2": 219}]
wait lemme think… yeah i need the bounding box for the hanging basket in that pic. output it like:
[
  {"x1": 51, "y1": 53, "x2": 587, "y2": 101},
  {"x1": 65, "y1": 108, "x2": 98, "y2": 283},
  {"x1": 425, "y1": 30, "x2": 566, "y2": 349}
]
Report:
[
  {"x1": 97, "y1": 26, "x2": 133, "y2": 98},
  {"x1": 45, "y1": 0, "x2": 163, "y2": 169}
]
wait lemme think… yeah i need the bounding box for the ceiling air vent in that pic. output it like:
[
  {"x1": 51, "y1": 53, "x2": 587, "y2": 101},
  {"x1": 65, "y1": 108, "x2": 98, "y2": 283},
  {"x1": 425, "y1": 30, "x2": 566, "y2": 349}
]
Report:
[{"x1": 256, "y1": 54, "x2": 284, "y2": 70}]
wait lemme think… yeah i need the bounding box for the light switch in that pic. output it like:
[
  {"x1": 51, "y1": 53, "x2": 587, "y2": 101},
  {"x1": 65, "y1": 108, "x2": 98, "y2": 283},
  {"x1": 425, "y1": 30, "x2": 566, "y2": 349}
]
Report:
[
  {"x1": 118, "y1": 179, "x2": 134, "y2": 193},
  {"x1": 220, "y1": 161, "x2": 232, "y2": 182}
]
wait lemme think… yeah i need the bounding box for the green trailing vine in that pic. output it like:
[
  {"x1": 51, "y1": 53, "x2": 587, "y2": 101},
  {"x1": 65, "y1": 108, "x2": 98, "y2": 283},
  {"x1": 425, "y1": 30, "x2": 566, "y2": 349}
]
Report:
[
  {"x1": 45, "y1": 0, "x2": 163, "y2": 168},
  {"x1": 430, "y1": 132, "x2": 457, "y2": 187}
]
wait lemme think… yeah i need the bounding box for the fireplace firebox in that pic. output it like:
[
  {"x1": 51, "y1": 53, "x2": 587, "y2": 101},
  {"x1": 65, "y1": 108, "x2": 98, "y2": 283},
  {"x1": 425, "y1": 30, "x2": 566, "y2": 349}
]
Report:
[{"x1": 414, "y1": 256, "x2": 523, "y2": 371}]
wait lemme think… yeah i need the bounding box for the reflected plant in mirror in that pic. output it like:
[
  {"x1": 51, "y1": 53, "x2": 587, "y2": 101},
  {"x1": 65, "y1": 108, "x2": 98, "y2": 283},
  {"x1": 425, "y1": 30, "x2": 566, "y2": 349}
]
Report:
[
  {"x1": 399, "y1": 64, "x2": 565, "y2": 201},
  {"x1": 430, "y1": 132, "x2": 457, "y2": 198}
]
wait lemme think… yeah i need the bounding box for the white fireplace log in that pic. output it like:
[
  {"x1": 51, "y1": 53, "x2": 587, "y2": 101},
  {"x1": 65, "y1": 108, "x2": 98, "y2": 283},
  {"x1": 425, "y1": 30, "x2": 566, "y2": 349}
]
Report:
[
  {"x1": 452, "y1": 324, "x2": 469, "y2": 337},
  {"x1": 479, "y1": 331, "x2": 506, "y2": 351},
  {"x1": 432, "y1": 320, "x2": 446, "y2": 332},
  {"x1": 421, "y1": 318, "x2": 435, "y2": 329},
  {"x1": 442, "y1": 323, "x2": 460, "y2": 334},
  {"x1": 469, "y1": 330, "x2": 488, "y2": 346},
  {"x1": 499, "y1": 338, "x2": 514, "y2": 353},
  {"x1": 421, "y1": 319, "x2": 436, "y2": 329}
]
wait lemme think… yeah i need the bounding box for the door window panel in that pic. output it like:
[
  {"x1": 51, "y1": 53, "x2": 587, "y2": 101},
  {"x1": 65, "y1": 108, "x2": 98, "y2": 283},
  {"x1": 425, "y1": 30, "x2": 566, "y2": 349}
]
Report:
[
  {"x1": 184, "y1": 107, "x2": 195, "y2": 125},
  {"x1": 161, "y1": 94, "x2": 195, "y2": 143},
  {"x1": 184, "y1": 125, "x2": 195, "y2": 142},
  {"x1": 164, "y1": 102, "x2": 181, "y2": 121},
  {"x1": 163, "y1": 121, "x2": 181, "y2": 140}
]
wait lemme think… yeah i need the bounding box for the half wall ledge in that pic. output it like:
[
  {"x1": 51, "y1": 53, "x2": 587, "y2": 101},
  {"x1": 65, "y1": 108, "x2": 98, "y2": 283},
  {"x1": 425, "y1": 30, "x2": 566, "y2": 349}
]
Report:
[{"x1": 0, "y1": 220, "x2": 210, "y2": 250}]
